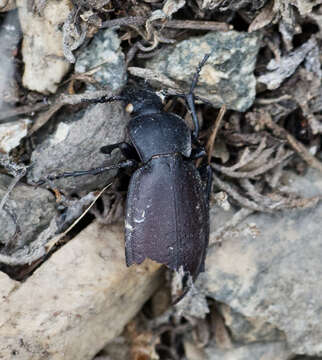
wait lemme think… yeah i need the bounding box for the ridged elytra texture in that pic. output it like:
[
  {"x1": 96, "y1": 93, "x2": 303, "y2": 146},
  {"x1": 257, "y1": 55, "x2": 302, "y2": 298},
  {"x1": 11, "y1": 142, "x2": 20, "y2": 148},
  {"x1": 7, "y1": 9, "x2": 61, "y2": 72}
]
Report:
[{"x1": 125, "y1": 153, "x2": 209, "y2": 279}]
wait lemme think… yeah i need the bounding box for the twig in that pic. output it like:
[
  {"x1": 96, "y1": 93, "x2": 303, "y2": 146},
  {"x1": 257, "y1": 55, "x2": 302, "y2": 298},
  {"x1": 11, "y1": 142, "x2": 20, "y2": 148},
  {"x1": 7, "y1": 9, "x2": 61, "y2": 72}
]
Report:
[
  {"x1": 0, "y1": 102, "x2": 49, "y2": 122},
  {"x1": 101, "y1": 16, "x2": 232, "y2": 32},
  {"x1": 126, "y1": 41, "x2": 140, "y2": 65},
  {"x1": 101, "y1": 16, "x2": 147, "y2": 28},
  {"x1": 155, "y1": 19, "x2": 232, "y2": 31},
  {"x1": 211, "y1": 148, "x2": 293, "y2": 179},
  {"x1": 29, "y1": 102, "x2": 63, "y2": 135},
  {"x1": 267, "y1": 160, "x2": 290, "y2": 189},
  {"x1": 212, "y1": 173, "x2": 272, "y2": 212},
  {"x1": 255, "y1": 95, "x2": 292, "y2": 105},
  {"x1": 28, "y1": 90, "x2": 114, "y2": 135},
  {"x1": 262, "y1": 112, "x2": 322, "y2": 172},
  {"x1": 240, "y1": 178, "x2": 322, "y2": 211},
  {"x1": 206, "y1": 105, "x2": 226, "y2": 164},
  {"x1": 45, "y1": 183, "x2": 111, "y2": 252},
  {"x1": 239, "y1": 179, "x2": 278, "y2": 209},
  {"x1": 227, "y1": 137, "x2": 267, "y2": 171}
]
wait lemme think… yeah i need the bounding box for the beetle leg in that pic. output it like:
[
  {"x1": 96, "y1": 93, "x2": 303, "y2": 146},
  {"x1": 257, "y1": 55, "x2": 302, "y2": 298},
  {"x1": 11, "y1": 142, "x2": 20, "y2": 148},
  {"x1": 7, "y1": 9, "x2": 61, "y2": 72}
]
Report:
[
  {"x1": 81, "y1": 95, "x2": 125, "y2": 104},
  {"x1": 198, "y1": 163, "x2": 213, "y2": 201},
  {"x1": 100, "y1": 142, "x2": 140, "y2": 161},
  {"x1": 190, "y1": 148, "x2": 206, "y2": 160},
  {"x1": 35, "y1": 159, "x2": 137, "y2": 186}
]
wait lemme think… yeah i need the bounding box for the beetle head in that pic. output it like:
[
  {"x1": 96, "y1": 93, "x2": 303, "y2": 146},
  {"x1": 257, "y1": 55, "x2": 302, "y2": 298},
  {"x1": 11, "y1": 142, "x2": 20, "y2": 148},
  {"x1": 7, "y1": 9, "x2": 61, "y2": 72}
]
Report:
[{"x1": 121, "y1": 87, "x2": 163, "y2": 117}]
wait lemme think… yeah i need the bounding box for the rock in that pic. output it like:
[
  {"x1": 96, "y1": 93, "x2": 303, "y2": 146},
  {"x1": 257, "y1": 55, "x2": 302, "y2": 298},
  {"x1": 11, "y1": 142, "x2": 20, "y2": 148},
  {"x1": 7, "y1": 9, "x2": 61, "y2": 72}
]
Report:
[
  {"x1": 0, "y1": 10, "x2": 21, "y2": 105},
  {"x1": 75, "y1": 29, "x2": 126, "y2": 91},
  {"x1": 17, "y1": 0, "x2": 71, "y2": 93},
  {"x1": 28, "y1": 101, "x2": 128, "y2": 193},
  {"x1": 0, "y1": 271, "x2": 19, "y2": 296},
  {"x1": 204, "y1": 169, "x2": 322, "y2": 356},
  {"x1": 0, "y1": 222, "x2": 163, "y2": 360},
  {"x1": 146, "y1": 31, "x2": 260, "y2": 112},
  {"x1": 0, "y1": 174, "x2": 56, "y2": 250},
  {"x1": 184, "y1": 339, "x2": 291, "y2": 360},
  {"x1": 94, "y1": 336, "x2": 131, "y2": 360},
  {"x1": 0, "y1": 119, "x2": 30, "y2": 153},
  {"x1": 0, "y1": 0, "x2": 16, "y2": 12},
  {"x1": 218, "y1": 303, "x2": 285, "y2": 344}
]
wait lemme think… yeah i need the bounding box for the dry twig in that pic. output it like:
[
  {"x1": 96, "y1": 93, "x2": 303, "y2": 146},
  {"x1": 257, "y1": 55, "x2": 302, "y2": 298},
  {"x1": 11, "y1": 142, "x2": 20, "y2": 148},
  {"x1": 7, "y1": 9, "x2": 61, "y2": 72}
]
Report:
[
  {"x1": 211, "y1": 173, "x2": 272, "y2": 212},
  {"x1": 211, "y1": 147, "x2": 293, "y2": 179},
  {"x1": 0, "y1": 102, "x2": 49, "y2": 122},
  {"x1": 28, "y1": 90, "x2": 114, "y2": 135},
  {"x1": 206, "y1": 105, "x2": 226, "y2": 164},
  {"x1": 262, "y1": 111, "x2": 322, "y2": 172}
]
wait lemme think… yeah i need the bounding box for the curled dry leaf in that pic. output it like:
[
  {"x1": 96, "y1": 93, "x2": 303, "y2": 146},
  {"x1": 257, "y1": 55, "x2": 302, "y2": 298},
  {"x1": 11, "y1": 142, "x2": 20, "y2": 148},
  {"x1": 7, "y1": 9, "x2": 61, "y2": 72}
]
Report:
[
  {"x1": 248, "y1": 0, "x2": 276, "y2": 32},
  {"x1": 257, "y1": 37, "x2": 317, "y2": 90},
  {"x1": 162, "y1": 0, "x2": 186, "y2": 17}
]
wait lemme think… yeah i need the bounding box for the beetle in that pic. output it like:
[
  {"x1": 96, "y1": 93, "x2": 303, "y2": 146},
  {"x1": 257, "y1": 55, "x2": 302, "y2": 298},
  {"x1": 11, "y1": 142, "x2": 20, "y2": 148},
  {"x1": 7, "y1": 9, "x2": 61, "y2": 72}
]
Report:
[{"x1": 37, "y1": 54, "x2": 212, "y2": 286}]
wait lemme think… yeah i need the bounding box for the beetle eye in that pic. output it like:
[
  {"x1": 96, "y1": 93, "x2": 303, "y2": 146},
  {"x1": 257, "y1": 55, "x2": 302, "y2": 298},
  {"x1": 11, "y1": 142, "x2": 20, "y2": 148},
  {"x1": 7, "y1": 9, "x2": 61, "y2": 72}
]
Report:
[{"x1": 125, "y1": 103, "x2": 134, "y2": 113}]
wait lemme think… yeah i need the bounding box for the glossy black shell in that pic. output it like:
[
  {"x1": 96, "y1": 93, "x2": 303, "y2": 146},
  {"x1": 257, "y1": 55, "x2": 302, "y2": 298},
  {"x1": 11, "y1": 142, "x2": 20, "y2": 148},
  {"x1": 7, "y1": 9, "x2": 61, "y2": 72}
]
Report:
[
  {"x1": 122, "y1": 89, "x2": 209, "y2": 279},
  {"x1": 125, "y1": 154, "x2": 208, "y2": 278},
  {"x1": 127, "y1": 112, "x2": 192, "y2": 163}
]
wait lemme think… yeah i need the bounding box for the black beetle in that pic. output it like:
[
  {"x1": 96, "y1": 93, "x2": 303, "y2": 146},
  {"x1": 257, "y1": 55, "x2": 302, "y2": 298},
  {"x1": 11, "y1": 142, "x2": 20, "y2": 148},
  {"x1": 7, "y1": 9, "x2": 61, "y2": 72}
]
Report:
[{"x1": 37, "y1": 55, "x2": 212, "y2": 285}]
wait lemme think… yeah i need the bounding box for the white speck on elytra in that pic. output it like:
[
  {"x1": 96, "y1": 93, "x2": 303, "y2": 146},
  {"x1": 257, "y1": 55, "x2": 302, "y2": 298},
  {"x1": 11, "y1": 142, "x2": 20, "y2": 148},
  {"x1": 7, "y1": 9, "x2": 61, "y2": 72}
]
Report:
[
  {"x1": 125, "y1": 222, "x2": 134, "y2": 231},
  {"x1": 134, "y1": 210, "x2": 145, "y2": 223}
]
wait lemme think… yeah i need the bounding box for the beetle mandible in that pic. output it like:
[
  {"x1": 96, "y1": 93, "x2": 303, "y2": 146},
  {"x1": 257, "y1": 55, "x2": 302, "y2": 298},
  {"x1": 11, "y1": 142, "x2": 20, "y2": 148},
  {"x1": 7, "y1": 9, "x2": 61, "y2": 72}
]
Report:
[{"x1": 37, "y1": 54, "x2": 212, "y2": 284}]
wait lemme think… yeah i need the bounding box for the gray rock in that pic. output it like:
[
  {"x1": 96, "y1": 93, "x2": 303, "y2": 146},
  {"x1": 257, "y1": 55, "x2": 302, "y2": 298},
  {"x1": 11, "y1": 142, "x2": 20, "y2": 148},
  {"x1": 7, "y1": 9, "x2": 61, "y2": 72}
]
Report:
[
  {"x1": 218, "y1": 303, "x2": 286, "y2": 344},
  {"x1": 17, "y1": 0, "x2": 71, "y2": 93},
  {"x1": 0, "y1": 174, "x2": 55, "y2": 250},
  {"x1": 0, "y1": 0, "x2": 16, "y2": 12},
  {"x1": 205, "y1": 169, "x2": 322, "y2": 356},
  {"x1": 146, "y1": 31, "x2": 260, "y2": 112},
  {"x1": 0, "y1": 222, "x2": 163, "y2": 360},
  {"x1": 0, "y1": 119, "x2": 31, "y2": 153},
  {"x1": 184, "y1": 339, "x2": 291, "y2": 360},
  {"x1": 94, "y1": 336, "x2": 131, "y2": 360},
  {"x1": 0, "y1": 11, "x2": 21, "y2": 106},
  {"x1": 75, "y1": 29, "x2": 126, "y2": 91},
  {"x1": 28, "y1": 101, "x2": 128, "y2": 193}
]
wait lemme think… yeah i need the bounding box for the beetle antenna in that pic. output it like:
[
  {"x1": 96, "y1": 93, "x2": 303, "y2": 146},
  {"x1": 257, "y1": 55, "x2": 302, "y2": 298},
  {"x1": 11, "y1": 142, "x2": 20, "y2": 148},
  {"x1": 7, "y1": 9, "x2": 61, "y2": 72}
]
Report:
[
  {"x1": 186, "y1": 53, "x2": 211, "y2": 139},
  {"x1": 81, "y1": 95, "x2": 125, "y2": 104},
  {"x1": 189, "y1": 53, "x2": 211, "y2": 94}
]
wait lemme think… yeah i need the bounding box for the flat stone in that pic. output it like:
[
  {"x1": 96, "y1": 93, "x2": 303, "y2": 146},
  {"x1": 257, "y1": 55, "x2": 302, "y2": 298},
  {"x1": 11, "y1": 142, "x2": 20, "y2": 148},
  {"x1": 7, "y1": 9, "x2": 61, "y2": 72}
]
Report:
[
  {"x1": 0, "y1": 222, "x2": 163, "y2": 360},
  {"x1": 0, "y1": 174, "x2": 56, "y2": 250},
  {"x1": 0, "y1": 119, "x2": 30, "y2": 153},
  {"x1": 184, "y1": 339, "x2": 291, "y2": 360},
  {"x1": 218, "y1": 303, "x2": 285, "y2": 344},
  {"x1": 28, "y1": 101, "x2": 128, "y2": 193},
  {"x1": 146, "y1": 31, "x2": 260, "y2": 112},
  {"x1": 205, "y1": 169, "x2": 322, "y2": 356}
]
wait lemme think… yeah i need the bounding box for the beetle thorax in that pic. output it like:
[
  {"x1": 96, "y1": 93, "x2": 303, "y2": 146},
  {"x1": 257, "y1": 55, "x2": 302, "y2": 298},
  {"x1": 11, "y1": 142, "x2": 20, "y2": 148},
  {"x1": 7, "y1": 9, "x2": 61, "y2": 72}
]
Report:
[
  {"x1": 128, "y1": 112, "x2": 192, "y2": 163},
  {"x1": 124, "y1": 89, "x2": 163, "y2": 117}
]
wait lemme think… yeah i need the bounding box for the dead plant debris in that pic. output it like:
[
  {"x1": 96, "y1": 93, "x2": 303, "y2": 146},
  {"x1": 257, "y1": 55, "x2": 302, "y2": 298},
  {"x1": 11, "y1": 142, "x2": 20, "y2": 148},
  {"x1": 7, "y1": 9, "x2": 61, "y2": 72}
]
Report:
[{"x1": 0, "y1": 1, "x2": 322, "y2": 359}]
